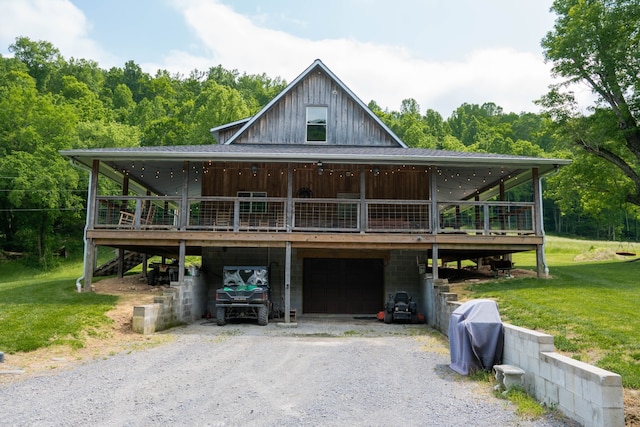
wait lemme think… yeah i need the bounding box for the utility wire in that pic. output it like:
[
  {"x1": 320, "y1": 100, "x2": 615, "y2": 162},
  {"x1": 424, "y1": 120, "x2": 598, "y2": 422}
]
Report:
[{"x1": 0, "y1": 208, "x2": 86, "y2": 212}]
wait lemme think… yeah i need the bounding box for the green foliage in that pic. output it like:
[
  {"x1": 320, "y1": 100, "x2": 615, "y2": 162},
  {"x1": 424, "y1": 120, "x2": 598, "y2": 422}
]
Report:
[{"x1": 541, "y1": 0, "x2": 640, "y2": 208}]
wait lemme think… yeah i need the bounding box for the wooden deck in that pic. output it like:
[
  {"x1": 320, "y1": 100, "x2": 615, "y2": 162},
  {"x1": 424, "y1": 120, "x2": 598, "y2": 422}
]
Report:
[{"x1": 89, "y1": 195, "x2": 541, "y2": 258}]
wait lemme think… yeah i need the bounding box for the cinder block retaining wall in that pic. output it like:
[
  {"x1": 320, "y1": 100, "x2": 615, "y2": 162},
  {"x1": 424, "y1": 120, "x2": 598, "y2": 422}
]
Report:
[
  {"x1": 427, "y1": 276, "x2": 624, "y2": 427},
  {"x1": 132, "y1": 275, "x2": 207, "y2": 334}
]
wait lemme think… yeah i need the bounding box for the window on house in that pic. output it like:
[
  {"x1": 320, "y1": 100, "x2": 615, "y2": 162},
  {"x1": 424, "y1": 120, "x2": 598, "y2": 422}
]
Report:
[
  {"x1": 238, "y1": 191, "x2": 267, "y2": 213},
  {"x1": 306, "y1": 106, "x2": 327, "y2": 142}
]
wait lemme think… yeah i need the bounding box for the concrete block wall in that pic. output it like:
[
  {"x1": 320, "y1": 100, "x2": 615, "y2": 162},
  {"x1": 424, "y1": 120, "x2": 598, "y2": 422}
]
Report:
[
  {"x1": 503, "y1": 324, "x2": 624, "y2": 427},
  {"x1": 427, "y1": 276, "x2": 624, "y2": 427},
  {"x1": 132, "y1": 275, "x2": 207, "y2": 334},
  {"x1": 172, "y1": 275, "x2": 208, "y2": 323},
  {"x1": 132, "y1": 290, "x2": 174, "y2": 334},
  {"x1": 385, "y1": 250, "x2": 422, "y2": 295},
  {"x1": 385, "y1": 250, "x2": 425, "y2": 313},
  {"x1": 434, "y1": 284, "x2": 458, "y2": 333},
  {"x1": 132, "y1": 304, "x2": 159, "y2": 334}
]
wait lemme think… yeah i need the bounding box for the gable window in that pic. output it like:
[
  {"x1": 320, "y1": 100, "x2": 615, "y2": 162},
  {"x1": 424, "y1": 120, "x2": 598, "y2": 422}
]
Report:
[{"x1": 306, "y1": 106, "x2": 327, "y2": 142}]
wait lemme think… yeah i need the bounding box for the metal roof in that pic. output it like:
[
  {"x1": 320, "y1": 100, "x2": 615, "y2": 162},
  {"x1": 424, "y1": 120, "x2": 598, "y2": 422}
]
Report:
[{"x1": 61, "y1": 143, "x2": 568, "y2": 170}]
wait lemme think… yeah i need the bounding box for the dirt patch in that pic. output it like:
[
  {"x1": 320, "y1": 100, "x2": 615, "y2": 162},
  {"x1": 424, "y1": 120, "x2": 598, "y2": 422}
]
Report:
[
  {"x1": 0, "y1": 274, "x2": 169, "y2": 384},
  {"x1": 444, "y1": 266, "x2": 538, "y2": 300},
  {"x1": 625, "y1": 389, "x2": 640, "y2": 426},
  {"x1": 91, "y1": 274, "x2": 166, "y2": 333}
]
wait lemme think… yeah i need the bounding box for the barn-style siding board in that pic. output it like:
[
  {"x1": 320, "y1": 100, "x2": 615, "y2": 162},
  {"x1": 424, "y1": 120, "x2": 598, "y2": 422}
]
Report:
[
  {"x1": 201, "y1": 163, "x2": 287, "y2": 197},
  {"x1": 201, "y1": 163, "x2": 430, "y2": 201},
  {"x1": 234, "y1": 69, "x2": 398, "y2": 146},
  {"x1": 214, "y1": 123, "x2": 245, "y2": 144}
]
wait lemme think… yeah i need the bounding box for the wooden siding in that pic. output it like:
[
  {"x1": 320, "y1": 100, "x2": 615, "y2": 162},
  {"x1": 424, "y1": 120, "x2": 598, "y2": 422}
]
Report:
[
  {"x1": 201, "y1": 162, "x2": 288, "y2": 196},
  {"x1": 201, "y1": 162, "x2": 430, "y2": 200},
  {"x1": 214, "y1": 124, "x2": 245, "y2": 144},
  {"x1": 233, "y1": 68, "x2": 399, "y2": 146}
]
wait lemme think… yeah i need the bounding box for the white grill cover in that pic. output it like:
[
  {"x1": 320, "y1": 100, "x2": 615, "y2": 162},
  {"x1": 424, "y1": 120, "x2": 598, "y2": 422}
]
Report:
[{"x1": 448, "y1": 299, "x2": 504, "y2": 375}]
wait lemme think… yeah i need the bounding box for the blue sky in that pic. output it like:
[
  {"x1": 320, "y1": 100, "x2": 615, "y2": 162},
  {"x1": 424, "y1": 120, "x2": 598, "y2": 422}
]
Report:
[{"x1": 0, "y1": 0, "x2": 581, "y2": 117}]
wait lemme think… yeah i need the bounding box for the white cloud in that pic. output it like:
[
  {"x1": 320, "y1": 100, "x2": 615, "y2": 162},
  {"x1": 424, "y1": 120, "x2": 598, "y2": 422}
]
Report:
[
  {"x1": 0, "y1": 0, "x2": 116, "y2": 63},
  {"x1": 165, "y1": 0, "x2": 557, "y2": 115}
]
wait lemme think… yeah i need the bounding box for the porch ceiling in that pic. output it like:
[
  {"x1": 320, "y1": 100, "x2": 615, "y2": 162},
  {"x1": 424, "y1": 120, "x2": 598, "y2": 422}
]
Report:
[{"x1": 61, "y1": 144, "x2": 569, "y2": 201}]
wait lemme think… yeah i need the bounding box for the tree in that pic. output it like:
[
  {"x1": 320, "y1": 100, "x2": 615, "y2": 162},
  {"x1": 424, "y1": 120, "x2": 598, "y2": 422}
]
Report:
[
  {"x1": 540, "y1": 0, "x2": 640, "y2": 208},
  {"x1": 0, "y1": 56, "x2": 83, "y2": 265},
  {"x1": 8, "y1": 37, "x2": 63, "y2": 92}
]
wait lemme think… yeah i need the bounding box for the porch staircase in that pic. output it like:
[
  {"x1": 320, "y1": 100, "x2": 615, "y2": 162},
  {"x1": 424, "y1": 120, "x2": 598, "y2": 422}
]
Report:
[{"x1": 94, "y1": 251, "x2": 145, "y2": 277}]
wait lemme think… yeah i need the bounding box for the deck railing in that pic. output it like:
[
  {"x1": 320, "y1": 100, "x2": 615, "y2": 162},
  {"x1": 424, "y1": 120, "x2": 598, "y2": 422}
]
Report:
[
  {"x1": 94, "y1": 196, "x2": 536, "y2": 235},
  {"x1": 95, "y1": 196, "x2": 180, "y2": 230},
  {"x1": 438, "y1": 201, "x2": 535, "y2": 235}
]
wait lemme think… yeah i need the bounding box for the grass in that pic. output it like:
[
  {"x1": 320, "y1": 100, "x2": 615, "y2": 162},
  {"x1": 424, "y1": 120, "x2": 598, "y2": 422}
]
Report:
[
  {"x1": 0, "y1": 255, "x2": 118, "y2": 353},
  {"x1": 501, "y1": 386, "x2": 547, "y2": 419},
  {"x1": 467, "y1": 235, "x2": 640, "y2": 388}
]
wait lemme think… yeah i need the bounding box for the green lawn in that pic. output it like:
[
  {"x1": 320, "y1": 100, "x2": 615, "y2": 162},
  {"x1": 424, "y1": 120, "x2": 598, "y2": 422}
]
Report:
[
  {"x1": 469, "y1": 235, "x2": 640, "y2": 388},
  {"x1": 0, "y1": 257, "x2": 118, "y2": 353}
]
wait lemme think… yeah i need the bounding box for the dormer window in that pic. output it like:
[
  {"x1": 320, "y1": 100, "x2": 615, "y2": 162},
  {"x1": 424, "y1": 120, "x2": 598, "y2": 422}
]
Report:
[{"x1": 306, "y1": 106, "x2": 327, "y2": 142}]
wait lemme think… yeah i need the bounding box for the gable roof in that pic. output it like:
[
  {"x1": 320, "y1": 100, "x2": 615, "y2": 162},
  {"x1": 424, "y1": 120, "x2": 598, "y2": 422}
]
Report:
[{"x1": 218, "y1": 59, "x2": 407, "y2": 148}]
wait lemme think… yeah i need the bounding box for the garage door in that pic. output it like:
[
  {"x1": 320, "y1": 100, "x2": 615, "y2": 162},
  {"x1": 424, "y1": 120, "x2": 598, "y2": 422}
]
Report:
[{"x1": 303, "y1": 258, "x2": 384, "y2": 314}]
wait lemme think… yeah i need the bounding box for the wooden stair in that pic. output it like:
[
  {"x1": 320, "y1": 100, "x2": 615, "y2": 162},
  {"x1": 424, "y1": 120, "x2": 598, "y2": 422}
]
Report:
[{"x1": 94, "y1": 251, "x2": 145, "y2": 277}]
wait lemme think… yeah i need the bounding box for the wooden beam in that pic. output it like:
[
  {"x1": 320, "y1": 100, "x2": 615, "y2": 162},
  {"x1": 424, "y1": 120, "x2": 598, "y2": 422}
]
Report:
[
  {"x1": 296, "y1": 249, "x2": 390, "y2": 260},
  {"x1": 284, "y1": 241, "x2": 291, "y2": 323},
  {"x1": 87, "y1": 229, "x2": 543, "y2": 250}
]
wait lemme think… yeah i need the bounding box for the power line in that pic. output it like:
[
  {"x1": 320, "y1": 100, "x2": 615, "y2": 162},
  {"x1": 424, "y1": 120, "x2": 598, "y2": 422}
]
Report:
[
  {"x1": 0, "y1": 189, "x2": 86, "y2": 193},
  {"x1": 0, "y1": 208, "x2": 86, "y2": 212}
]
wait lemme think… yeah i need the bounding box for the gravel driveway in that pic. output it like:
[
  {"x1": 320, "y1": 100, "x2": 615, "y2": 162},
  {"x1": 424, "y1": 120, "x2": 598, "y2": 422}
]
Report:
[{"x1": 1, "y1": 317, "x2": 577, "y2": 426}]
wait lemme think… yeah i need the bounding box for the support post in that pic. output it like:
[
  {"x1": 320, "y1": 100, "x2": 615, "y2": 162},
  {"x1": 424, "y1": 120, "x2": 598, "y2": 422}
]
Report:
[
  {"x1": 180, "y1": 161, "x2": 189, "y2": 230},
  {"x1": 286, "y1": 165, "x2": 293, "y2": 232},
  {"x1": 431, "y1": 243, "x2": 439, "y2": 280},
  {"x1": 430, "y1": 167, "x2": 438, "y2": 234},
  {"x1": 360, "y1": 169, "x2": 366, "y2": 233},
  {"x1": 532, "y1": 168, "x2": 547, "y2": 277},
  {"x1": 81, "y1": 160, "x2": 100, "y2": 292},
  {"x1": 284, "y1": 241, "x2": 292, "y2": 323},
  {"x1": 83, "y1": 239, "x2": 96, "y2": 292},
  {"x1": 117, "y1": 248, "x2": 124, "y2": 278},
  {"x1": 178, "y1": 240, "x2": 186, "y2": 284}
]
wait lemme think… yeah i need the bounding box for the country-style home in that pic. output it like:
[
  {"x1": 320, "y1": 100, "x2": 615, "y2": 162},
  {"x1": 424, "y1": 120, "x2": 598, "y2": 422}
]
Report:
[{"x1": 61, "y1": 59, "x2": 569, "y2": 322}]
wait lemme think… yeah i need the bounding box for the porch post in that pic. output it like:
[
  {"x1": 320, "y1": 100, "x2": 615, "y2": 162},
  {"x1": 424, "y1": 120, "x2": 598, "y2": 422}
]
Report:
[
  {"x1": 429, "y1": 167, "x2": 439, "y2": 279},
  {"x1": 286, "y1": 165, "x2": 293, "y2": 232},
  {"x1": 429, "y1": 167, "x2": 438, "y2": 234},
  {"x1": 82, "y1": 160, "x2": 100, "y2": 291},
  {"x1": 180, "y1": 161, "x2": 189, "y2": 230},
  {"x1": 284, "y1": 241, "x2": 292, "y2": 323},
  {"x1": 532, "y1": 168, "x2": 547, "y2": 277},
  {"x1": 118, "y1": 176, "x2": 129, "y2": 276},
  {"x1": 360, "y1": 169, "x2": 366, "y2": 233}
]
